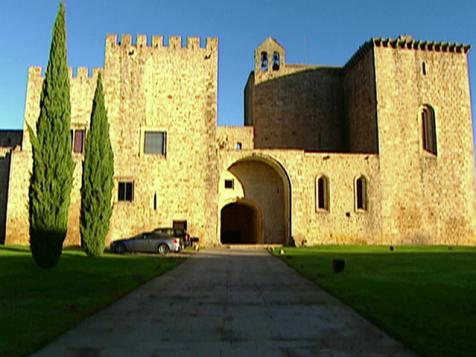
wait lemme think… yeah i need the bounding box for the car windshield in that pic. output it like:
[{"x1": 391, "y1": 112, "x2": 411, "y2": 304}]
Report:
[{"x1": 150, "y1": 232, "x2": 169, "y2": 239}]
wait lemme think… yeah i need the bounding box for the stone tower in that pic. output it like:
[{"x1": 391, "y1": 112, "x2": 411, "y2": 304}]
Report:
[{"x1": 372, "y1": 36, "x2": 475, "y2": 243}]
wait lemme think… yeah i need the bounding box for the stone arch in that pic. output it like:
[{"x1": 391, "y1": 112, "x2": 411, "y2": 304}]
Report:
[
  {"x1": 218, "y1": 154, "x2": 291, "y2": 245},
  {"x1": 220, "y1": 198, "x2": 264, "y2": 244}
]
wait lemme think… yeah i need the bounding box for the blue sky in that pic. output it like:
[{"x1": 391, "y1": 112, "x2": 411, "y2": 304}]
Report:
[{"x1": 0, "y1": 0, "x2": 475, "y2": 131}]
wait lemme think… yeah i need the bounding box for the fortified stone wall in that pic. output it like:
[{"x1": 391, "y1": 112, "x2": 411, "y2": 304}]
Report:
[
  {"x1": 216, "y1": 126, "x2": 253, "y2": 151},
  {"x1": 4, "y1": 149, "x2": 29, "y2": 244},
  {"x1": 343, "y1": 45, "x2": 378, "y2": 153},
  {"x1": 103, "y1": 34, "x2": 218, "y2": 245},
  {"x1": 298, "y1": 153, "x2": 381, "y2": 244},
  {"x1": 0, "y1": 131, "x2": 23, "y2": 243},
  {"x1": 243, "y1": 72, "x2": 254, "y2": 126},
  {"x1": 6, "y1": 34, "x2": 219, "y2": 246},
  {"x1": 373, "y1": 37, "x2": 476, "y2": 244},
  {"x1": 217, "y1": 148, "x2": 381, "y2": 245},
  {"x1": 5, "y1": 34, "x2": 475, "y2": 247},
  {"x1": 6, "y1": 66, "x2": 100, "y2": 245},
  {"x1": 0, "y1": 150, "x2": 12, "y2": 244}
]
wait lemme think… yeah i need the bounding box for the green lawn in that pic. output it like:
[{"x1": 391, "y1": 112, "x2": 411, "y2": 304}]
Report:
[
  {"x1": 0, "y1": 245, "x2": 184, "y2": 356},
  {"x1": 272, "y1": 246, "x2": 476, "y2": 357}
]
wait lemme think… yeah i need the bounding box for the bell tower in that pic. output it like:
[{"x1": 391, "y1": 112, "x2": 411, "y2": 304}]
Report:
[{"x1": 254, "y1": 37, "x2": 286, "y2": 84}]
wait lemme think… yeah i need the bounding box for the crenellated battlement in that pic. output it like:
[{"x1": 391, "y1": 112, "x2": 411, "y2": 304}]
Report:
[
  {"x1": 28, "y1": 66, "x2": 43, "y2": 77},
  {"x1": 28, "y1": 66, "x2": 102, "y2": 79},
  {"x1": 372, "y1": 36, "x2": 470, "y2": 53},
  {"x1": 105, "y1": 33, "x2": 218, "y2": 51}
]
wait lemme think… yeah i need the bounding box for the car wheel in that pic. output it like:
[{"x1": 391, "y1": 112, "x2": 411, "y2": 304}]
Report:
[
  {"x1": 157, "y1": 243, "x2": 170, "y2": 256},
  {"x1": 114, "y1": 243, "x2": 126, "y2": 254}
]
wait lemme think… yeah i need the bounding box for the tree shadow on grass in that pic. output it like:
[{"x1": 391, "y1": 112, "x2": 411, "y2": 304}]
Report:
[{"x1": 0, "y1": 245, "x2": 30, "y2": 253}]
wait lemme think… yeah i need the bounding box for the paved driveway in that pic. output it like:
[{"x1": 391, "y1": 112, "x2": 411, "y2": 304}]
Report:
[{"x1": 34, "y1": 248, "x2": 414, "y2": 356}]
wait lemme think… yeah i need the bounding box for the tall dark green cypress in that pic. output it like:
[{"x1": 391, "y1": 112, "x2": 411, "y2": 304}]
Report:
[
  {"x1": 28, "y1": 2, "x2": 74, "y2": 268},
  {"x1": 80, "y1": 73, "x2": 114, "y2": 256}
]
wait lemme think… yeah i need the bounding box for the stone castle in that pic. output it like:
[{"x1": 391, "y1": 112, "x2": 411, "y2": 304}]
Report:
[{"x1": 1, "y1": 34, "x2": 475, "y2": 246}]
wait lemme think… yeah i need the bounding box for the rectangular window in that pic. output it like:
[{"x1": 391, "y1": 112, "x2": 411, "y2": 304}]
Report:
[
  {"x1": 173, "y1": 220, "x2": 187, "y2": 231},
  {"x1": 71, "y1": 129, "x2": 86, "y2": 154},
  {"x1": 224, "y1": 179, "x2": 234, "y2": 189},
  {"x1": 356, "y1": 182, "x2": 364, "y2": 209},
  {"x1": 144, "y1": 131, "x2": 166, "y2": 155},
  {"x1": 355, "y1": 177, "x2": 367, "y2": 211},
  {"x1": 318, "y1": 179, "x2": 325, "y2": 209},
  {"x1": 422, "y1": 106, "x2": 437, "y2": 155},
  {"x1": 73, "y1": 129, "x2": 85, "y2": 153},
  {"x1": 118, "y1": 181, "x2": 134, "y2": 202}
]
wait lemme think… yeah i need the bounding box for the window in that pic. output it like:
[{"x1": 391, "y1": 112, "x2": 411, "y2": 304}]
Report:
[
  {"x1": 153, "y1": 192, "x2": 157, "y2": 211},
  {"x1": 272, "y1": 51, "x2": 280, "y2": 71},
  {"x1": 355, "y1": 176, "x2": 368, "y2": 211},
  {"x1": 260, "y1": 51, "x2": 268, "y2": 71},
  {"x1": 236, "y1": 142, "x2": 242, "y2": 150},
  {"x1": 173, "y1": 220, "x2": 187, "y2": 231},
  {"x1": 422, "y1": 105, "x2": 437, "y2": 155},
  {"x1": 224, "y1": 179, "x2": 234, "y2": 189},
  {"x1": 118, "y1": 181, "x2": 134, "y2": 202},
  {"x1": 144, "y1": 131, "x2": 166, "y2": 155},
  {"x1": 71, "y1": 129, "x2": 85, "y2": 154},
  {"x1": 316, "y1": 176, "x2": 329, "y2": 211},
  {"x1": 422, "y1": 62, "x2": 427, "y2": 76}
]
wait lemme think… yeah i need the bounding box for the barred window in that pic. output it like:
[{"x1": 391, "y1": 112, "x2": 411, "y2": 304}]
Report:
[{"x1": 144, "y1": 131, "x2": 166, "y2": 155}]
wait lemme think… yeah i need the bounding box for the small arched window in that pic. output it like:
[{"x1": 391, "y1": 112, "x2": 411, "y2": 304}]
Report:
[
  {"x1": 355, "y1": 176, "x2": 368, "y2": 211},
  {"x1": 422, "y1": 105, "x2": 437, "y2": 155},
  {"x1": 316, "y1": 176, "x2": 329, "y2": 211},
  {"x1": 272, "y1": 51, "x2": 280, "y2": 71},
  {"x1": 260, "y1": 51, "x2": 268, "y2": 71}
]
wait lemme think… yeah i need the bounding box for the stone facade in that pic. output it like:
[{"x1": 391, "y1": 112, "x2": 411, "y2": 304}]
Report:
[
  {"x1": 0, "y1": 130, "x2": 22, "y2": 244},
  {"x1": 3, "y1": 34, "x2": 475, "y2": 247}
]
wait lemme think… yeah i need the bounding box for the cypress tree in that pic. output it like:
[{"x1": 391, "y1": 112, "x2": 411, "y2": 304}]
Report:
[
  {"x1": 80, "y1": 73, "x2": 114, "y2": 256},
  {"x1": 28, "y1": 2, "x2": 74, "y2": 268}
]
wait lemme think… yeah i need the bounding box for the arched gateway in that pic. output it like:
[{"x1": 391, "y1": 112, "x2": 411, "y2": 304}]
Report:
[{"x1": 219, "y1": 155, "x2": 291, "y2": 245}]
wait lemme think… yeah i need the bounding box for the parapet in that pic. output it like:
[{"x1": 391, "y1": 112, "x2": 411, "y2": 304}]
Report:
[
  {"x1": 105, "y1": 33, "x2": 218, "y2": 51},
  {"x1": 372, "y1": 35, "x2": 470, "y2": 53},
  {"x1": 28, "y1": 66, "x2": 102, "y2": 79},
  {"x1": 344, "y1": 35, "x2": 470, "y2": 71},
  {"x1": 28, "y1": 66, "x2": 43, "y2": 77}
]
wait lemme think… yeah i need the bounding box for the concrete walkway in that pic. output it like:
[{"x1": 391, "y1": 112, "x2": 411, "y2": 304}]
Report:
[{"x1": 34, "y1": 248, "x2": 414, "y2": 356}]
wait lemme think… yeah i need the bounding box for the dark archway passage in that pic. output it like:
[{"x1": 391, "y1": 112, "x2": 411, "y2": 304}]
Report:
[{"x1": 221, "y1": 203, "x2": 259, "y2": 244}]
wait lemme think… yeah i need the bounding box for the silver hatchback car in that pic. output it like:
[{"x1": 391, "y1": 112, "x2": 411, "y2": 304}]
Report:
[{"x1": 110, "y1": 232, "x2": 182, "y2": 256}]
